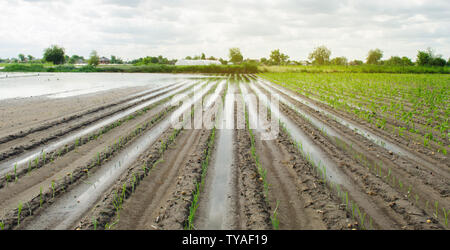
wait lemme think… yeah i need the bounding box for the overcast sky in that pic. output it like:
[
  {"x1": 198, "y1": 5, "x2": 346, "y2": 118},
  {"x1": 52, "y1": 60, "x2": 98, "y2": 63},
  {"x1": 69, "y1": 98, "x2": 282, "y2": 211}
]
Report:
[{"x1": 1, "y1": 0, "x2": 449, "y2": 61}]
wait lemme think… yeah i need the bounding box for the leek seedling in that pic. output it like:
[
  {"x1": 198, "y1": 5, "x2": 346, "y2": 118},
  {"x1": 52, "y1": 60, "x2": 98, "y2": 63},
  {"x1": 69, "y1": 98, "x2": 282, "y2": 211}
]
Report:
[
  {"x1": 271, "y1": 200, "x2": 280, "y2": 230},
  {"x1": 17, "y1": 202, "x2": 23, "y2": 225},
  {"x1": 443, "y1": 208, "x2": 448, "y2": 227},
  {"x1": 131, "y1": 174, "x2": 136, "y2": 193},
  {"x1": 0, "y1": 221, "x2": 4, "y2": 230},
  {"x1": 6, "y1": 173, "x2": 11, "y2": 185},
  {"x1": 51, "y1": 181, "x2": 55, "y2": 198},
  {"x1": 92, "y1": 217, "x2": 97, "y2": 230},
  {"x1": 434, "y1": 201, "x2": 439, "y2": 219},
  {"x1": 42, "y1": 151, "x2": 46, "y2": 164}
]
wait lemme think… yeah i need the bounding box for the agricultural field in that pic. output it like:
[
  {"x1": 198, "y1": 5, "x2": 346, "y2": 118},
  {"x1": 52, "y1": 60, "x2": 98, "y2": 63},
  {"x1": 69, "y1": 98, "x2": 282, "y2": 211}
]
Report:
[{"x1": 0, "y1": 72, "x2": 448, "y2": 230}]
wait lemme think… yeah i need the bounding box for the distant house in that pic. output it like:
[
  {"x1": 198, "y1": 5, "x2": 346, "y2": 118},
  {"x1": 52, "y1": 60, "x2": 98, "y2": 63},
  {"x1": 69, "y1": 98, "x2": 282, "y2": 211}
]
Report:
[
  {"x1": 175, "y1": 59, "x2": 221, "y2": 66},
  {"x1": 99, "y1": 57, "x2": 110, "y2": 64}
]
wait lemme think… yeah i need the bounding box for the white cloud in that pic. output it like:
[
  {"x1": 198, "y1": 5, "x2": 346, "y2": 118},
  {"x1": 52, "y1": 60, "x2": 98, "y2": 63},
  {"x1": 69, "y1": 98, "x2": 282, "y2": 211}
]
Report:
[{"x1": 0, "y1": 0, "x2": 448, "y2": 61}]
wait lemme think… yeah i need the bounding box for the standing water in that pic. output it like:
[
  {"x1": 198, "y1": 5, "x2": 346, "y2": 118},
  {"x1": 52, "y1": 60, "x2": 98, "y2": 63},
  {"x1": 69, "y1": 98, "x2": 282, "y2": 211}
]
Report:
[{"x1": 203, "y1": 82, "x2": 235, "y2": 229}]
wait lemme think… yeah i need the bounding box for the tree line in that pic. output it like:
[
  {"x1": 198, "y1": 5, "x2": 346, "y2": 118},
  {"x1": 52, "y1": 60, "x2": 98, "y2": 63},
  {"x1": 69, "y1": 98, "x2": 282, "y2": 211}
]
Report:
[{"x1": 2, "y1": 45, "x2": 449, "y2": 67}]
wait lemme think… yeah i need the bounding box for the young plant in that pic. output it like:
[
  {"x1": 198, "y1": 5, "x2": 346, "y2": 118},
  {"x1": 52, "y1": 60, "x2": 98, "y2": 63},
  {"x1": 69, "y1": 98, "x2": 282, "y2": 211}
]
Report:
[
  {"x1": 434, "y1": 201, "x2": 439, "y2": 219},
  {"x1": 17, "y1": 202, "x2": 23, "y2": 225},
  {"x1": 443, "y1": 208, "x2": 449, "y2": 227},
  {"x1": 271, "y1": 200, "x2": 280, "y2": 230},
  {"x1": 92, "y1": 217, "x2": 97, "y2": 230},
  {"x1": 51, "y1": 181, "x2": 56, "y2": 199}
]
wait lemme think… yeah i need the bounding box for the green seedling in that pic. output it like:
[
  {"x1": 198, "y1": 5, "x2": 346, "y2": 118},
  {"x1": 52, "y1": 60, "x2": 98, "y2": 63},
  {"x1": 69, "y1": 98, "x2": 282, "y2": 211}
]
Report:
[
  {"x1": 17, "y1": 202, "x2": 23, "y2": 225},
  {"x1": 271, "y1": 200, "x2": 280, "y2": 230},
  {"x1": 434, "y1": 201, "x2": 439, "y2": 219},
  {"x1": 443, "y1": 208, "x2": 448, "y2": 227},
  {"x1": 51, "y1": 181, "x2": 55, "y2": 199},
  {"x1": 34, "y1": 156, "x2": 39, "y2": 167},
  {"x1": 92, "y1": 217, "x2": 97, "y2": 230}
]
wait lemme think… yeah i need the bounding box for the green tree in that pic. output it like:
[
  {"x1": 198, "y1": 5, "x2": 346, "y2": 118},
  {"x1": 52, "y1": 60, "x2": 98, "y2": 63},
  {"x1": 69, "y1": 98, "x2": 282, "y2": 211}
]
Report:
[
  {"x1": 260, "y1": 57, "x2": 268, "y2": 65},
  {"x1": 18, "y1": 54, "x2": 25, "y2": 62},
  {"x1": 349, "y1": 60, "x2": 363, "y2": 66},
  {"x1": 366, "y1": 49, "x2": 383, "y2": 64},
  {"x1": 201, "y1": 53, "x2": 206, "y2": 60},
  {"x1": 88, "y1": 50, "x2": 99, "y2": 66},
  {"x1": 416, "y1": 49, "x2": 432, "y2": 66},
  {"x1": 401, "y1": 56, "x2": 414, "y2": 66},
  {"x1": 308, "y1": 46, "x2": 331, "y2": 65},
  {"x1": 69, "y1": 55, "x2": 85, "y2": 64},
  {"x1": 27, "y1": 55, "x2": 34, "y2": 62},
  {"x1": 269, "y1": 49, "x2": 289, "y2": 65},
  {"x1": 416, "y1": 48, "x2": 446, "y2": 66},
  {"x1": 330, "y1": 56, "x2": 348, "y2": 65},
  {"x1": 229, "y1": 48, "x2": 243, "y2": 64},
  {"x1": 431, "y1": 57, "x2": 446, "y2": 66},
  {"x1": 219, "y1": 58, "x2": 228, "y2": 65},
  {"x1": 43, "y1": 45, "x2": 66, "y2": 65}
]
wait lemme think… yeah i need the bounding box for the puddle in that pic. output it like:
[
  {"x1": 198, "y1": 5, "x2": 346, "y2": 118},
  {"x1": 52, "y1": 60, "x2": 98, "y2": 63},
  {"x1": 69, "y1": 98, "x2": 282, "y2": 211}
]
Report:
[
  {"x1": 23, "y1": 81, "x2": 217, "y2": 229},
  {"x1": 0, "y1": 73, "x2": 212, "y2": 100},
  {"x1": 0, "y1": 79, "x2": 203, "y2": 177}
]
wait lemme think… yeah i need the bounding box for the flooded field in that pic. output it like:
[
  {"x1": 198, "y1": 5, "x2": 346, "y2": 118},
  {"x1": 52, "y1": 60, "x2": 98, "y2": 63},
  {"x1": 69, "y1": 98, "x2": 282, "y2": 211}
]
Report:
[{"x1": 0, "y1": 73, "x2": 447, "y2": 230}]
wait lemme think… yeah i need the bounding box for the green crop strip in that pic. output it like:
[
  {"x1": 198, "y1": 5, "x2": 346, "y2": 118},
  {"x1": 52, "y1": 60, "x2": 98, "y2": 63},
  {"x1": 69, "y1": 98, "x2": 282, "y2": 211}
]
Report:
[
  {"x1": 185, "y1": 127, "x2": 216, "y2": 230},
  {"x1": 238, "y1": 81, "x2": 279, "y2": 229},
  {"x1": 260, "y1": 73, "x2": 449, "y2": 153}
]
